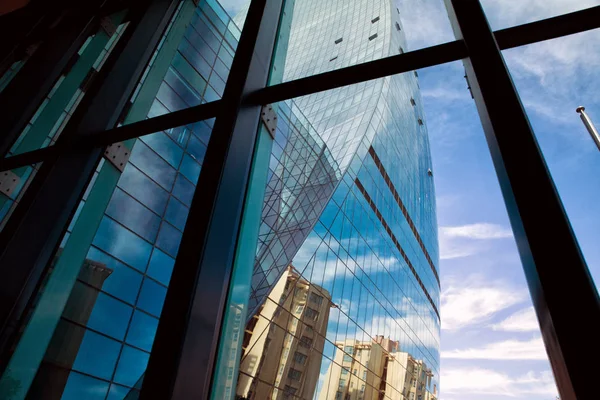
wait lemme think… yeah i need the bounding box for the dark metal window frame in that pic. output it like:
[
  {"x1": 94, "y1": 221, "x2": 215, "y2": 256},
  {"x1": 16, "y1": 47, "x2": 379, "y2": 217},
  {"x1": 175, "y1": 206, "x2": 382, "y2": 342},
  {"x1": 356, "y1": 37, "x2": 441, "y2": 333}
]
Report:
[{"x1": 0, "y1": 1, "x2": 598, "y2": 399}]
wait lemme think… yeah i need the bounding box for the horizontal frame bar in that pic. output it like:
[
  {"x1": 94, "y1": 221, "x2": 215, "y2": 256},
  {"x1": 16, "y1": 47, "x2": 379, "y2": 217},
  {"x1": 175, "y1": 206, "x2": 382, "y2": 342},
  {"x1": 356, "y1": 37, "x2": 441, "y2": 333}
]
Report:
[
  {"x1": 249, "y1": 5, "x2": 600, "y2": 105},
  {"x1": 494, "y1": 5, "x2": 600, "y2": 50},
  {"x1": 2, "y1": 5, "x2": 599, "y2": 170},
  {"x1": 0, "y1": 100, "x2": 221, "y2": 172}
]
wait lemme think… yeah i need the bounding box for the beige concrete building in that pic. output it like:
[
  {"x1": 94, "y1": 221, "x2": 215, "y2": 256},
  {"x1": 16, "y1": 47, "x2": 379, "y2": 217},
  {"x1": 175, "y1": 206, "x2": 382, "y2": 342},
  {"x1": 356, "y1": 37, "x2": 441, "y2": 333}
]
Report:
[
  {"x1": 317, "y1": 336, "x2": 437, "y2": 400},
  {"x1": 237, "y1": 266, "x2": 332, "y2": 400}
]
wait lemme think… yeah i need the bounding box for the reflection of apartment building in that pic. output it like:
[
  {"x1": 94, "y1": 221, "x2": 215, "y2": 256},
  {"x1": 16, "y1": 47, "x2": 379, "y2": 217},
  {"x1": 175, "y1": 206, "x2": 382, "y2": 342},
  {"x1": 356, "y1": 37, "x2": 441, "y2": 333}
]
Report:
[
  {"x1": 237, "y1": 266, "x2": 331, "y2": 400},
  {"x1": 26, "y1": 258, "x2": 113, "y2": 399},
  {"x1": 318, "y1": 336, "x2": 437, "y2": 400}
]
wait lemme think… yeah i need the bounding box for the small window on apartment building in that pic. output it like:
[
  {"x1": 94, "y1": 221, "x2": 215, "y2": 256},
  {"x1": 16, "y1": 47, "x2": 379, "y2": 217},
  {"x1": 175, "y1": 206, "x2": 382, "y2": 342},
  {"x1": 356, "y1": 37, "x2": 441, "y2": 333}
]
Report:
[
  {"x1": 371, "y1": 16, "x2": 380, "y2": 23},
  {"x1": 341, "y1": 367, "x2": 349, "y2": 375},
  {"x1": 284, "y1": 385, "x2": 297, "y2": 396},
  {"x1": 399, "y1": 46, "x2": 404, "y2": 54},
  {"x1": 396, "y1": 22, "x2": 401, "y2": 31},
  {"x1": 329, "y1": 56, "x2": 338, "y2": 62},
  {"x1": 414, "y1": 70, "x2": 419, "y2": 78},
  {"x1": 397, "y1": 7, "x2": 400, "y2": 13},
  {"x1": 309, "y1": 292, "x2": 324, "y2": 305},
  {"x1": 288, "y1": 368, "x2": 302, "y2": 381},
  {"x1": 299, "y1": 335, "x2": 313, "y2": 348},
  {"x1": 410, "y1": 97, "x2": 416, "y2": 106},
  {"x1": 368, "y1": 33, "x2": 378, "y2": 41},
  {"x1": 293, "y1": 351, "x2": 308, "y2": 365},
  {"x1": 304, "y1": 307, "x2": 319, "y2": 320},
  {"x1": 335, "y1": 38, "x2": 343, "y2": 44},
  {"x1": 418, "y1": 118, "x2": 423, "y2": 126}
]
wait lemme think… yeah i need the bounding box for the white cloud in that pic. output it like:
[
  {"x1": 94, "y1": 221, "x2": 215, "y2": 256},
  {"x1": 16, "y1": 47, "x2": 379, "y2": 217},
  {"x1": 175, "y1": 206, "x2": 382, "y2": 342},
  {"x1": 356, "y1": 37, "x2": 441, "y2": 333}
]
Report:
[
  {"x1": 442, "y1": 337, "x2": 547, "y2": 360},
  {"x1": 219, "y1": 0, "x2": 248, "y2": 17},
  {"x1": 442, "y1": 368, "x2": 557, "y2": 397},
  {"x1": 481, "y1": 0, "x2": 599, "y2": 30},
  {"x1": 492, "y1": 306, "x2": 539, "y2": 332},
  {"x1": 441, "y1": 284, "x2": 524, "y2": 330},
  {"x1": 439, "y1": 223, "x2": 513, "y2": 260},
  {"x1": 396, "y1": 0, "x2": 455, "y2": 50},
  {"x1": 421, "y1": 86, "x2": 469, "y2": 102},
  {"x1": 440, "y1": 223, "x2": 513, "y2": 240}
]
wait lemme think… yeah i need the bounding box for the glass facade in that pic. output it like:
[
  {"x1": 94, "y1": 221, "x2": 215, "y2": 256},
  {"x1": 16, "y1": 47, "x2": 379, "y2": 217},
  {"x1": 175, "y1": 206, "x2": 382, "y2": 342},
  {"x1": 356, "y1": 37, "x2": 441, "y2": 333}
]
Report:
[
  {"x1": 237, "y1": 0, "x2": 439, "y2": 398},
  {"x1": 0, "y1": 0, "x2": 438, "y2": 399}
]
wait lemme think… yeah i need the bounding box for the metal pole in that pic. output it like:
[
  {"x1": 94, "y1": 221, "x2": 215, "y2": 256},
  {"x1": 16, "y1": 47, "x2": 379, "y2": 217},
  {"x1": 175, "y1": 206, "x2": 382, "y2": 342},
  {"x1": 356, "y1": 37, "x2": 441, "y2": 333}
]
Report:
[{"x1": 576, "y1": 106, "x2": 600, "y2": 151}]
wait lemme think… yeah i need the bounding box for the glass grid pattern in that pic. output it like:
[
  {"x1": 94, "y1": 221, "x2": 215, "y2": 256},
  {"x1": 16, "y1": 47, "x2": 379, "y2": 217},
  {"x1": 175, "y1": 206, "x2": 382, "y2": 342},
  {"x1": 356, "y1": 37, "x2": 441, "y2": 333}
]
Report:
[
  {"x1": 1, "y1": 0, "x2": 439, "y2": 399},
  {"x1": 237, "y1": 0, "x2": 440, "y2": 398}
]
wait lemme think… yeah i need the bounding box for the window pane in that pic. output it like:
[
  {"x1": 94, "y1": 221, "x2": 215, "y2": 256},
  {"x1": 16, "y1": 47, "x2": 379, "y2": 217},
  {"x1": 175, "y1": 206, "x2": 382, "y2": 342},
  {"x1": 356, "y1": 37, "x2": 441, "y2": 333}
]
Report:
[{"x1": 0, "y1": 2, "x2": 234, "y2": 391}]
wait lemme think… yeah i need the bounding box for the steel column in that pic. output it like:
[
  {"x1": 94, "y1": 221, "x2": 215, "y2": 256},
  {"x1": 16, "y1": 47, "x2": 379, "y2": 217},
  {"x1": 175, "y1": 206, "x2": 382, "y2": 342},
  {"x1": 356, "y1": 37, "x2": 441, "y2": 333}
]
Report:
[
  {"x1": 0, "y1": 0, "x2": 180, "y2": 360},
  {"x1": 445, "y1": 1, "x2": 600, "y2": 399},
  {"x1": 140, "y1": 0, "x2": 284, "y2": 398}
]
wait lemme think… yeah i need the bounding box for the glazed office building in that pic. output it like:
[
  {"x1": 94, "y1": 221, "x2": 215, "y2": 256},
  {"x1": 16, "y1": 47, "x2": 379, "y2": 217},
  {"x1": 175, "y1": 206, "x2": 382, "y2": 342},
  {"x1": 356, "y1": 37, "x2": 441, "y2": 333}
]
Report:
[{"x1": 1, "y1": 0, "x2": 598, "y2": 400}]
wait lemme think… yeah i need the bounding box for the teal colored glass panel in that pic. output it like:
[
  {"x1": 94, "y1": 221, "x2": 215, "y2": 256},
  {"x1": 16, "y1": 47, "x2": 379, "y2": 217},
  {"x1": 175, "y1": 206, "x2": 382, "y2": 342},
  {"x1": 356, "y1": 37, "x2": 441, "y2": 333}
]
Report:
[
  {"x1": 126, "y1": 311, "x2": 159, "y2": 352},
  {"x1": 92, "y1": 217, "x2": 153, "y2": 272},
  {"x1": 191, "y1": 120, "x2": 212, "y2": 145},
  {"x1": 72, "y1": 330, "x2": 121, "y2": 380},
  {"x1": 186, "y1": 135, "x2": 206, "y2": 163},
  {"x1": 137, "y1": 279, "x2": 167, "y2": 317},
  {"x1": 140, "y1": 131, "x2": 185, "y2": 168},
  {"x1": 205, "y1": 0, "x2": 230, "y2": 27},
  {"x1": 147, "y1": 99, "x2": 169, "y2": 118},
  {"x1": 106, "y1": 188, "x2": 162, "y2": 242},
  {"x1": 203, "y1": 85, "x2": 219, "y2": 102},
  {"x1": 87, "y1": 247, "x2": 143, "y2": 305},
  {"x1": 171, "y1": 52, "x2": 208, "y2": 95},
  {"x1": 156, "y1": 221, "x2": 182, "y2": 257},
  {"x1": 208, "y1": 72, "x2": 225, "y2": 96},
  {"x1": 156, "y1": 81, "x2": 189, "y2": 112},
  {"x1": 146, "y1": 248, "x2": 175, "y2": 286},
  {"x1": 129, "y1": 141, "x2": 177, "y2": 191},
  {"x1": 113, "y1": 346, "x2": 149, "y2": 388},
  {"x1": 179, "y1": 39, "x2": 213, "y2": 80},
  {"x1": 198, "y1": 5, "x2": 226, "y2": 38},
  {"x1": 172, "y1": 173, "x2": 195, "y2": 206},
  {"x1": 217, "y1": 45, "x2": 233, "y2": 68},
  {"x1": 118, "y1": 164, "x2": 170, "y2": 216},
  {"x1": 164, "y1": 125, "x2": 191, "y2": 147},
  {"x1": 179, "y1": 154, "x2": 201, "y2": 183},
  {"x1": 106, "y1": 383, "x2": 134, "y2": 400},
  {"x1": 164, "y1": 68, "x2": 202, "y2": 107},
  {"x1": 85, "y1": 293, "x2": 133, "y2": 341},
  {"x1": 61, "y1": 372, "x2": 110, "y2": 400},
  {"x1": 165, "y1": 197, "x2": 189, "y2": 231}
]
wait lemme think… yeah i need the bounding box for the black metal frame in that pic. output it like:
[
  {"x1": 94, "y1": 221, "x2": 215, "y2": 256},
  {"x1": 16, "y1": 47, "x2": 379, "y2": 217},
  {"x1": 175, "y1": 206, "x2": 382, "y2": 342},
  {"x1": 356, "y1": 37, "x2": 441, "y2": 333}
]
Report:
[{"x1": 0, "y1": 0, "x2": 599, "y2": 399}]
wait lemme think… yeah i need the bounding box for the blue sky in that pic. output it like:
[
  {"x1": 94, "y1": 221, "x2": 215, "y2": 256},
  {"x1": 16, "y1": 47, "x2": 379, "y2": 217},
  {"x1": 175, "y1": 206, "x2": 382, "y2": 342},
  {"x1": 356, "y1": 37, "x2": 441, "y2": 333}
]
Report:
[
  {"x1": 220, "y1": 0, "x2": 600, "y2": 398},
  {"x1": 400, "y1": 0, "x2": 600, "y2": 398}
]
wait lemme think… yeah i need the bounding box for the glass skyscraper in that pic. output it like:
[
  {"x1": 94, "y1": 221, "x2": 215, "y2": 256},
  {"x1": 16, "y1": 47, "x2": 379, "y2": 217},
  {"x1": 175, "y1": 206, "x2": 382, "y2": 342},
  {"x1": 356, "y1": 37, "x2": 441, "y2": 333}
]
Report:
[
  {"x1": 239, "y1": 0, "x2": 440, "y2": 398},
  {"x1": 0, "y1": 0, "x2": 439, "y2": 399}
]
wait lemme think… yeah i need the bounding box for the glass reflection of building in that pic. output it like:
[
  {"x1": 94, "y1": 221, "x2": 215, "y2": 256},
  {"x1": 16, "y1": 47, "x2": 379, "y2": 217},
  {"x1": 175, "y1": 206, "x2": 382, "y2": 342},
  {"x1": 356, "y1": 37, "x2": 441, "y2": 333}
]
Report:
[
  {"x1": 318, "y1": 337, "x2": 437, "y2": 400},
  {"x1": 242, "y1": 0, "x2": 440, "y2": 398},
  {"x1": 237, "y1": 266, "x2": 331, "y2": 400},
  {"x1": 0, "y1": 0, "x2": 439, "y2": 399}
]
